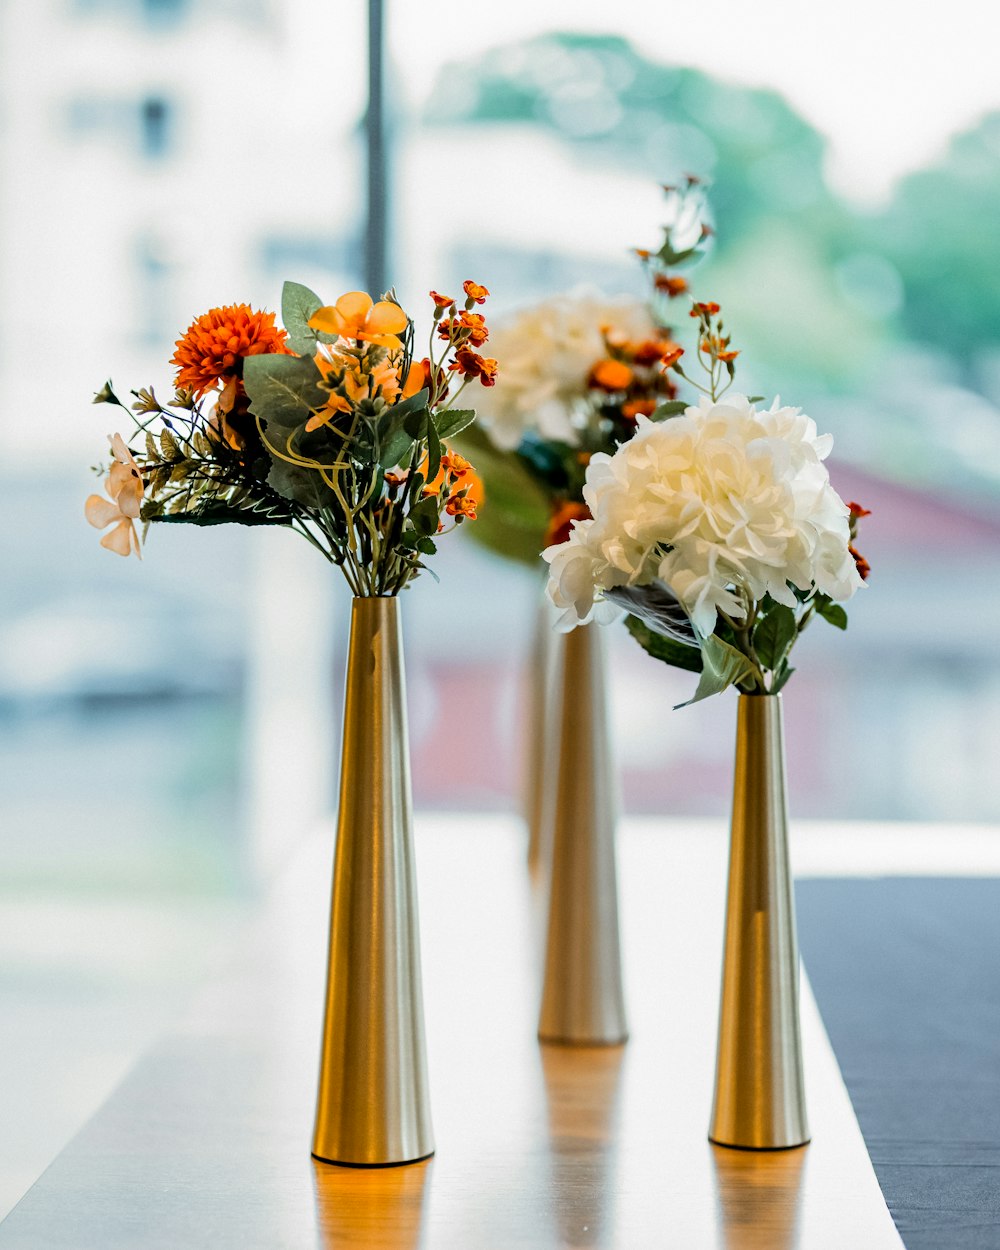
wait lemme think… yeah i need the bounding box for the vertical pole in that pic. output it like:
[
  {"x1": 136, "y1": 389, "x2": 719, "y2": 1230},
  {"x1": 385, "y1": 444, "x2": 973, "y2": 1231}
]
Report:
[{"x1": 366, "y1": 0, "x2": 387, "y2": 297}]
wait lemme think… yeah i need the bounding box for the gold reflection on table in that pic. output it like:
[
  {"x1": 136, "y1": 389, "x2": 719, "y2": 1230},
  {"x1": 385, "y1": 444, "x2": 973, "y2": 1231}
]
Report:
[
  {"x1": 313, "y1": 1157, "x2": 430, "y2": 1250},
  {"x1": 540, "y1": 1043, "x2": 625, "y2": 1249},
  {"x1": 711, "y1": 1142, "x2": 806, "y2": 1250}
]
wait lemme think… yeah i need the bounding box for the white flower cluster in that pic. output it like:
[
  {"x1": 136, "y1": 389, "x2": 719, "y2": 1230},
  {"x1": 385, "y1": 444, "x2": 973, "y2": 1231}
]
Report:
[
  {"x1": 544, "y1": 394, "x2": 865, "y2": 636},
  {"x1": 473, "y1": 291, "x2": 656, "y2": 451}
]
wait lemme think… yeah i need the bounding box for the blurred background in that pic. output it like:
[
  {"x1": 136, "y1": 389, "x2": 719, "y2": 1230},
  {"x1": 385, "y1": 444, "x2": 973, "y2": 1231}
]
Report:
[{"x1": 1, "y1": 0, "x2": 999, "y2": 1216}]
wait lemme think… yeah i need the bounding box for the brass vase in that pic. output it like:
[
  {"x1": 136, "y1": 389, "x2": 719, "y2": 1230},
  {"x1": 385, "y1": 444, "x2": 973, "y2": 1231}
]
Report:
[
  {"x1": 538, "y1": 623, "x2": 628, "y2": 1046},
  {"x1": 526, "y1": 592, "x2": 555, "y2": 874},
  {"x1": 312, "y1": 597, "x2": 434, "y2": 1167},
  {"x1": 709, "y1": 694, "x2": 809, "y2": 1150}
]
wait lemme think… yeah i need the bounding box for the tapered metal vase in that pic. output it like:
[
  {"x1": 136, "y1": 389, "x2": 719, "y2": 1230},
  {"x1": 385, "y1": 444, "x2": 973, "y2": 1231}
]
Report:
[
  {"x1": 538, "y1": 623, "x2": 628, "y2": 1046},
  {"x1": 526, "y1": 592, "x2": 555, "y2": 874},
  {"x1": 709, "y1": 694, "x2": 809, "y2": 1150},
  {"x1": 312, "y1": 597, "x2": 434, "y2": 1168}
]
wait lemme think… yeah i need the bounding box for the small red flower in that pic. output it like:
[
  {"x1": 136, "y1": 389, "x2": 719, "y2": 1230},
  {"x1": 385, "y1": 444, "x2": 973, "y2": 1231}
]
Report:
[
  {"x1": 429, "y1": 290, "x2": 455, "y2": 309},
  {"x1": 690, "y1": 301, "x2": 721, "y2": 318},
  {"x1": 655, "y1": 274, "x2": 688, "y2": 298},
  {"x1": 850, "y1": 544, "x2": 871, "y2": 581},
  {"x1": 451, "y1": 346, "x2": 498, "y2": 386},
  {"x1": 848, "y1": 501, "x2": 872, "y2": 519},
  {"x1": 661, "y1": 344, "x2": 685, "y2": 368}
]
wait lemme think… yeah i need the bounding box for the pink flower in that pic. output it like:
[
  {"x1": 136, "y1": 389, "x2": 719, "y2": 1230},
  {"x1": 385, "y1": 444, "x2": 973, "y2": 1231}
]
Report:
[{"x1": 85, "y1": 433, "x2": 143, "y2": 558}]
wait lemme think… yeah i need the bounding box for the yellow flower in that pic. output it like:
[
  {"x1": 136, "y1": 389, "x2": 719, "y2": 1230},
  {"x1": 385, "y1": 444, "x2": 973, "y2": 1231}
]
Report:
[
  {"x1": 308, "y1": 291, "x2": 408, "y2": 349},
  {"x1": 85, "y1": 434, "x2": 143, "y2": 558}
]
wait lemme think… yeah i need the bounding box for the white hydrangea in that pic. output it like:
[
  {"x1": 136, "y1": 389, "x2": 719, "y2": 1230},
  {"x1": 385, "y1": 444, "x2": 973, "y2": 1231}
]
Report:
[
  {"x1": 543, "y1": 394, "x2": 865, "y2": 636},
  {"x1": 473, "y1": 291, "x2": 657, "y2": 451}
]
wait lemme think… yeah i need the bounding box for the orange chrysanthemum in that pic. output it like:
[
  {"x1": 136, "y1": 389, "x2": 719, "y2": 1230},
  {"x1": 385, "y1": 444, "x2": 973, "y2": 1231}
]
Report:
[
  {"x1": 171, "y1": 304, "x2": 291, "y2": 397},
  {"x1": 588, "y1": 359, "x2": 634, "y2": 392},
  {"x1": 545, "y1": 500, "x2": 590, "y2": 548}
]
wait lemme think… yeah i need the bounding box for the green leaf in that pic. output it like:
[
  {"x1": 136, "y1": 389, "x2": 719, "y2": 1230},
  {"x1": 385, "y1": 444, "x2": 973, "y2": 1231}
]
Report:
[
  {"x1": 243, "y1": 353, "x2": 327, "y2": 437},
  {"x1": 752, "y1": 603, "x2": 797, "y2": 670},
  {"x1": 816, "y1": 599, "x2": 848, "y2": 630},
  {"x1": 392, "y1": 387, "x2": 430, "y2": 421},
  {"x1": 771, "y1": 660, "x2": 795, "y2": 694},
  {"x1": 404, "y1": 406, "x2": 440, "y2": 481},
  {"x1": 147, "y1": 500, "x2": 293, "y2": 528},
  {"x1": 650, "y1": 400, "x2": 688, "y2": 421},
  {"x1": 407, "y1": 494, "x2": 440, "y2": 538},
  {"x1": 450, "y1": 425, "x2": 550, "y2": 567},
  {"x1": 626, "y1": 615, "x2": 703, "y2": 673},
  {"x1": 675, "y1": 634, "x2": 757, "y2": 708},
  {"x1": 435, "y1": 408, "x2": 476, "y2": 440},
  {"x1": 747, "y1": 395, "x2": 765, "y2": 403},
  {"x1": 425, "y1": 411, "x2": 442, "y2": 482}
]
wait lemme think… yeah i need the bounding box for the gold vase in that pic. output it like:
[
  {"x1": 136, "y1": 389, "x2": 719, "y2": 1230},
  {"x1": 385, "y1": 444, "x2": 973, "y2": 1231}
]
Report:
[
  {"x1": 526, "y1": 591, "x2": 554, "y2": 874},
  {"x1": 312, "y1": 597, "x2": 434, "y2": 1167},
  {"x1": 709, "y1": 694, "x2": 809, "y2": 1150},
  {"x1": 538, "y1": 623, "x2": 628, "y2": 1046}
]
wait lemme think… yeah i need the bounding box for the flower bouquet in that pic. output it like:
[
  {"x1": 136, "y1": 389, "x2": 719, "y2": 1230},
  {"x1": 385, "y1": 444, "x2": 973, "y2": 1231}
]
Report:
[
  {"x1": 543, "y1": 290, "x2": 869, "y2": 1147},
  {"x1": 86, "y1": 279, "x2": 497, "y2": 1167}
]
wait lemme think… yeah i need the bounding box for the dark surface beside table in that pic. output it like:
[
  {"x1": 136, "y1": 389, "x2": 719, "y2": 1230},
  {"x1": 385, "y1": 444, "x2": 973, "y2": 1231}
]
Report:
[{"x1": 797, "y1": 877, "x2": 1000, "y2": 1250}]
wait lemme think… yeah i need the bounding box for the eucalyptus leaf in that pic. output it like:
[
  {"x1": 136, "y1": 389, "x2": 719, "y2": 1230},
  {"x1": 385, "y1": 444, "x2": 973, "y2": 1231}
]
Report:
[
  {"x1": 625, "y1": 614, "x2": 702, "y2": 673},
  {"x1": 753, "y1": 603, "x2": 797, "y2": 670},
  {"x1": 266, "y1": 455, "x2": 338, "y2": 512},
  {"x1": 281, "y1": 281, "x2": 324, "y2": 355},
  {"x1": 243, "y1": 353, "x2": 327, "y2": 437},
  {"x1": 675, "y1": 634, "x2": 758, "y2": 709}
]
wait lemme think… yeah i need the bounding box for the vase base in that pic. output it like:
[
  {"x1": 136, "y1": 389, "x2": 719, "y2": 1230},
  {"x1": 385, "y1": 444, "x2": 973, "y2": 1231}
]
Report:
[
  {"x1": 311, "y1": 1149, "x2": 435, "y2": 1169},
  {"x1": 708, "y1": 1135, "x2": 811, "y2": 1152},
  {"x1": 538, "y1": 1032, "x2": 629, "y2": 1048}
]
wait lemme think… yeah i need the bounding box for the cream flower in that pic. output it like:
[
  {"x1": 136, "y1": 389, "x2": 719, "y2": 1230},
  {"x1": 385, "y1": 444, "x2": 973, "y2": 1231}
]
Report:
[
  {"x1": 85, "y1": 433, "x2": 143, "y2": 558},
  {"x1": 543, "y1": 394, "x2": 864, "y2": 635},
  {"x1": 473, "y1": 291, "x2": 657, "y2": 451}
]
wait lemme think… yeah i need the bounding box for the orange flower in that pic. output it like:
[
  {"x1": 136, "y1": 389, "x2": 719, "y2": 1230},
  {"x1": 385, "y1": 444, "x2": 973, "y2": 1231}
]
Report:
[
  {"x1": 171, "y1": 304, "x2": 291, "y2": 398},
  {"x1": 422, "y1": 450, "x2": 484, "y2": 516},
  {"x1": 717, "y1": 349, "x2": 739, "y2": 362},
  {"x1": 438, "y1": 311, "x2": 489, "y2": 347},
  {"x1": 441, "y1": 451, "x2": 472, "y2": 477},
  {"x1": 633, "y1": 248, "x2": 651, "y2": 261},
  {"x1": 445, "y1": 493, "x2": 478, "y2": 520},
  {"x1": 463, "y1": 280, "x2": 489, "y2": 305},
  {"x1": 622, "y1": 398, "x2": 656, "y2": 420},
  {"x1": 545, "y1": 500, "x2": 590, "y2": 547},
  {"x1": 848, "y1": 501, "x2": 872, "y2": 519},
  {"x1": 655, "y1": 275, "x2": 688, "y2": 298},
  {"x1": 589, "y1": 359, "x2": 634, "y2": 391},
  {"x1": 308, "y1": 291, "x2": 409, "y2": 349},
  {"x1": 690, "y1": 301, "x2": 721, "y2": 317},
  {"x1": 429, "y1": 290, "x2": 455, "y2": 309},
  {"x1": 661, "y1": 344, "x2": 685, "y2": 368},
  {"x1": 849, "y1": 544, "x2": 871, "y2": 581}
]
